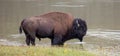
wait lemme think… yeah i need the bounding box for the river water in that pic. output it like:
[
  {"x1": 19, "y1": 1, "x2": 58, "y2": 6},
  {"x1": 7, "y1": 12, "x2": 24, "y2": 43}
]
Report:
[{"x1": 0, "y1": 0, "x2": 120, "y2": 56}]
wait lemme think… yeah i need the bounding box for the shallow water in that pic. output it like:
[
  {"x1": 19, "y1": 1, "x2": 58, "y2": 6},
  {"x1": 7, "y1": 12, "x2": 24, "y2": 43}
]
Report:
[
  {"x1": 0, "y1": 29, "x2": 120, "y2": 56},
  {"x1": 0, "y1": 0, "x2": 120, "y2": 56}
]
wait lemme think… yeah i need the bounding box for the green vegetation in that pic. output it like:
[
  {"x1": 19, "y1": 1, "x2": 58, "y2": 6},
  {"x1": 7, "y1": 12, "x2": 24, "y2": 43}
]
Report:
[{"x1": 0, "y1": 45, "x2": 97, "y2": 56}]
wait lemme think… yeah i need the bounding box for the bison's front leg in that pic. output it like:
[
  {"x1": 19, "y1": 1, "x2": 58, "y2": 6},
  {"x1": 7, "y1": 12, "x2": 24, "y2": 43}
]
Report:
[{"x1": 52, "y1": 35, "x2": 63, "y2": 46}]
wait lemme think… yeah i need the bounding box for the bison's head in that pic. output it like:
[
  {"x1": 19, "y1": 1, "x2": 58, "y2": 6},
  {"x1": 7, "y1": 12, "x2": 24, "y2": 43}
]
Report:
[{"x1": 72, "y1": 18, "x2": 87, "y2": 42}]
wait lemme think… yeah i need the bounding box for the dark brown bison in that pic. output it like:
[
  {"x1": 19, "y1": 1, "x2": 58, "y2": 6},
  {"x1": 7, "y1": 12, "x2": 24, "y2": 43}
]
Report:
[{"x1": 19, "y1": 12, "x2": 87, "y2": 46}]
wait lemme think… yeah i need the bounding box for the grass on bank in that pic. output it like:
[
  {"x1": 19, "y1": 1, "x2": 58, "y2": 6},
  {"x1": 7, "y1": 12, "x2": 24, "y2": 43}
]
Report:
[{"x1": 0, "y1": 45, "x2": 97, "y2": 56}]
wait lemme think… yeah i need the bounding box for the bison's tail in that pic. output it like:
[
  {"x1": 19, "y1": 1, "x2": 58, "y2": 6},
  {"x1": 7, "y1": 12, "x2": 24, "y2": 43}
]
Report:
[
  {"x1": 19, "y1": 26, "x2": 22, "y2": 34},
  {"x1": 19, "y1": 19, "x2": 25, "y2": 34}
]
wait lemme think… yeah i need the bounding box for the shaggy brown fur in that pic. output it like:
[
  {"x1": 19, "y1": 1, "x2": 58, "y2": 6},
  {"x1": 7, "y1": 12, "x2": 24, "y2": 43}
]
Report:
[{"x1": 19, "y1": 12, "x2": 87, "y2": 46}]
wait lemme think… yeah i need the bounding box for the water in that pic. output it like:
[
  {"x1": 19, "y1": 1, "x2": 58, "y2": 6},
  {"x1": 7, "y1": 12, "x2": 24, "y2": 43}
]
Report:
[{"x1": 0, "y1": 0, "x2": 120, "y2": 56}]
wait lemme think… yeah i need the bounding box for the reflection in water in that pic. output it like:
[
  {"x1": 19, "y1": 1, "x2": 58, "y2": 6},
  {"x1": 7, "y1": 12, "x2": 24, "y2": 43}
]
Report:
[
  {"x1": 64, "y1": 42, "x2": 85, "y2": 51},
  {"x1": 79, "y1": 44, "x2": 84, "y2": 50}
]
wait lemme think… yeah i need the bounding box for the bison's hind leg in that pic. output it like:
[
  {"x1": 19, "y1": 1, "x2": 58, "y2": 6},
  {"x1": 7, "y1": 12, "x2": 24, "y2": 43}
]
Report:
[
  {"x1": 30, "y1": 37, "x2": 35, "y2": 46},
  {"x1": 23, "y1": 30, "x2": 36, "y2": 46},
  {"x1": 25, "y1": 35, "x2": 31, "y2": 46},
  {"x1": 25, "y1": 34, "x2": 36, "y2": 46}
]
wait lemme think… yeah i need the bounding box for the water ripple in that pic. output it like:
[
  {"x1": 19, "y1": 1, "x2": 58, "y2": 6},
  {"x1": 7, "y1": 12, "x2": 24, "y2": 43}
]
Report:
[{"x1": 87, "y1": 29, "x2": 120, "y2": 40}]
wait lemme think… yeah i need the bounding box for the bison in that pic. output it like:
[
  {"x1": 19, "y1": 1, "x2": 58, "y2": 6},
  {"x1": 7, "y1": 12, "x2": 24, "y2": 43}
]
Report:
[{"x1": 19, "y1": 12, "x2": 87, "y2": 46}]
